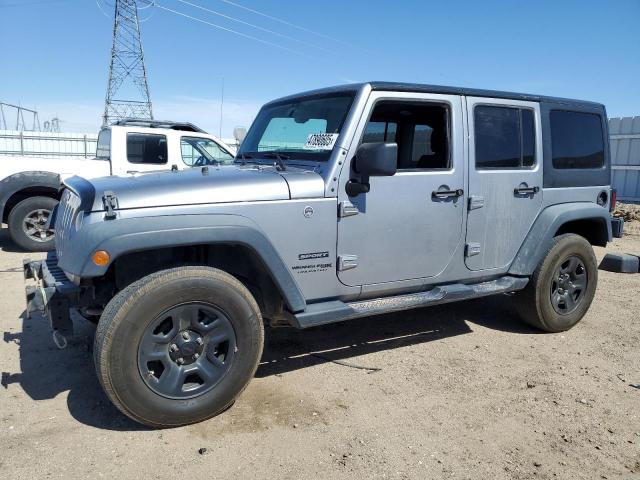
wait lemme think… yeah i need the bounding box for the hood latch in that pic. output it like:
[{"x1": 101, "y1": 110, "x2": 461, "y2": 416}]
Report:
[{"x1": 102, "y1": 191, "x2": 118, "y2": 220}]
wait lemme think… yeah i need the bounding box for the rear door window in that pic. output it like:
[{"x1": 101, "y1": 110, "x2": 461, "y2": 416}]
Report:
[
  {"x1": 474, "y1": 106, "x2": 536, "y2": 169},
  {"x1": 550, "y1": 111, "x2": 604, "y2": 169},
  {"x1": 127, "y1": 133, "x2": 168, "y2": 164}
]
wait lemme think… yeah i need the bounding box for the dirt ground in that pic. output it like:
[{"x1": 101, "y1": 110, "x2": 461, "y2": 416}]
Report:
[{"x1": 1, "y1": 227, "x2": 639, "y2": 480}]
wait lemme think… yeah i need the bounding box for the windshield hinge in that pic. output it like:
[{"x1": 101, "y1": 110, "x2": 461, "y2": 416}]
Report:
[
  {"x1": 102, "y1": 191, "x2": 118, "y2": 220},
  {"x1": 338, "y1": 201, "x2": 359, "y2": 218}
]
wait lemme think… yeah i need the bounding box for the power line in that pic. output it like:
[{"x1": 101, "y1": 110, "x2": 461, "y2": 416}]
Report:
[
  {"x1": 216, "y1": 0, "x2": 352, "y2": 47},
  {"x1": 175, "y1": 0, "x2": 331, "y2": 53},
  {"x1": 154, "y1": 2, "x2": 307, "y2": 57}
]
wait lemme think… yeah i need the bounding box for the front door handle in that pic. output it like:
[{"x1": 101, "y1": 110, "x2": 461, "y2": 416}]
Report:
[
  {"x1": 432, "y1": 188, "x2": 464, "y2": 199},
  {"x1": 514, "y1": 186, "x2": 540, "y2": 195}
]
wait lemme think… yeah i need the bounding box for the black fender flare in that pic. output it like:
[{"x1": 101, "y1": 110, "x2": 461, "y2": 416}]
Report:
[
  {"x1": 0, "y1": 171, "x2": 62, "y2": 219},
  {"x1": 56, "y1": 214, "x2": 307, "y2": 313},
  {"x1": 509, "y1": 202, "x2": 611, "y2": 276}
]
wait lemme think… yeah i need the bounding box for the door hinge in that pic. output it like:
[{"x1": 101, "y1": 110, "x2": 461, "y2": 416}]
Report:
[
  {"x1": 337, "y1": 255, "x2": 358, "y2": 271},
  {"x1": 102, "y1": 191, "x2": 118, "y2": 220},
  {"x1": 468, "y1": 195, "x2": 484, "y2": 210},
  {"x1": 338, "y1": 201, "x2": 359, "y2": 218},
  {"x1": 465, "y1": 243, "x2": 481, "y2": 257}
]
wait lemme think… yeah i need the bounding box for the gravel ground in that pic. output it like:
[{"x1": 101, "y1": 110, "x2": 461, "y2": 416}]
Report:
[{"x1": 1, "y1": 228, "x2": 639, "y2": 480}]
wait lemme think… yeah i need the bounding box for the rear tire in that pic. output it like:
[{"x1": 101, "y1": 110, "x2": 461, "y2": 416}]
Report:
[
  {"x1": 94, "y1": 266, "x2": 264, "y2": 428},
  {"x1": 7, "y1": 196, "x2": 57, "y2": 252},
  {"x1": 515, "y1": 234, "x2": 598, "y2": 332}
]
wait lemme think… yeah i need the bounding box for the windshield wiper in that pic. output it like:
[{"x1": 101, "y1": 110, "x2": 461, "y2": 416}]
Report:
[
  {"x1": 262, "y1": 152, "x2": 290, "y2": 171},
  {"x1": 235, "y1": 153, "x2": 253, "y2": 165}
]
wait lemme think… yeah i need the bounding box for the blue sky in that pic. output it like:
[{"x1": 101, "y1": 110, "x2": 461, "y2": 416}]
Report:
[{"x1": 0, "y1": 0, "x2": 638, "y2": 137}]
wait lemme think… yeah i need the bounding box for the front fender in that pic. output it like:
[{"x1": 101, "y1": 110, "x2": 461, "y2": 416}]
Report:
[
  {"x1": 509, "y1": 202, "x2": 611, "y2": 276},
  {"x1": 0, "y1": 171, "x2": 62, "y2": 218},
  {"x1": 57, "y1": 214, "x2": 306, "y2": 313}
]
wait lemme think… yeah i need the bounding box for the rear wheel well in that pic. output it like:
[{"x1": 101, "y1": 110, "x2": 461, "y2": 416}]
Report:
[
  {"x1": 554, "y1": 218, "x2": 608, "y2": 247},
  {"x1": 101, "y1": 244, "x2": 289, "y2": 323},
  {"x1": 3, "y1": 187, "x2": 59, "y2": 223}
]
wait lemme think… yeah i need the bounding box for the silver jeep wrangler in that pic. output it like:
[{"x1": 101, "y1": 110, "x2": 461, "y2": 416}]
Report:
[{"x1": 24, "y1": 82, "x2": 612, "y2": 427}]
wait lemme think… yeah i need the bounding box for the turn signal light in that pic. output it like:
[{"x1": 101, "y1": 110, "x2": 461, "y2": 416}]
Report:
[{"x1": 92, "y1": 250, "x2": 110, "y2": 266}]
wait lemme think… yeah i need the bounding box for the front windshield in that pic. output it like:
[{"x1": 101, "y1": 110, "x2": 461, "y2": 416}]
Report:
[{"x1": 238, "y1": 93, "x2": 355, "y2": 161}]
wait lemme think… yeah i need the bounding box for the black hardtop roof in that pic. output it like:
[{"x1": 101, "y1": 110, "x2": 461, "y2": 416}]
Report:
[{"x1": 266, "y1": 82, "x2": 604, "y2": 109}]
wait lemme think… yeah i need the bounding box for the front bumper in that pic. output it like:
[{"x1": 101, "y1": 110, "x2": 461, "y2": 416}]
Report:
[{"x1": 24, "y1": 252, "x2": 79, "y2": 335}]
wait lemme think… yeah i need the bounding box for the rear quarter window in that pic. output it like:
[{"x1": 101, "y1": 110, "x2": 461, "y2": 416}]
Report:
[{"x1": 551, "y1": 111, "x2": 604, "y2": 169}]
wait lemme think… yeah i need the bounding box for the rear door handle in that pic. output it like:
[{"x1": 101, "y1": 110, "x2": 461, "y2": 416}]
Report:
[
  {"x1": 432, "y1": 188, "x2": 464, "y2": 199},
  {"x1": 514, "y1": 186, "x2": 540, "y2": 195}
]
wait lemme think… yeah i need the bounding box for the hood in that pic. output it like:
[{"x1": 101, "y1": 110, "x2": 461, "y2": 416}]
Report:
[{"x1": 64, "y1": 164, "x2": 325, "y2": 212}]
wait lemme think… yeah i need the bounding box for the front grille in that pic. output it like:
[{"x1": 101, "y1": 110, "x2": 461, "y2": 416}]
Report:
[{"x1": 55, "y1": 189, "x2": 80, "y2": 259}]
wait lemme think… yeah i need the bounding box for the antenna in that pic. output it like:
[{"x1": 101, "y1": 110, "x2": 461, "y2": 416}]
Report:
[
  {"x1": 219, "y1": 77, "x2": 224, "y2": 139},
  {"x1": 102, "y1": 0, "x2": 153, "y2": 127}
]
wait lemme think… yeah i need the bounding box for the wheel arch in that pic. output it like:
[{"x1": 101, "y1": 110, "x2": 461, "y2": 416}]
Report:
[
  {"x1": 58, "y1": 215, "x2": 307, "y2": 314},
  {"x1": 0, "y1": 171, "x2": 61, "y2": 222},
  {"x1": 110, "y1": 243, "x2": 296, "y2": 320},
  {"x1": 509, "y1": 203, "x2": 611, "y2": 276}
]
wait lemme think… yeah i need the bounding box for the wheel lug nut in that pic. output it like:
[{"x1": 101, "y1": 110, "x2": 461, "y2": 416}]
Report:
[
  {"x1": 170, "y1": 344, "x2": 178, "y2": 352},
  {"x1": 182, "y1": 331, "x2": 189, "y2": 340},
  {"x1": 194, "y1": 353, "x2": 200, "y2": 359},
  {"x1": 177, "y1": 357, "x2": 184, "y2": 365},
  {"x1": 195, "y1": 337, "x2": 203, "y2": 345}
]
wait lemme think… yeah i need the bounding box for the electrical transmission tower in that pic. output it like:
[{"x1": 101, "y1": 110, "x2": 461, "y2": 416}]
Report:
[
  {"x1": 102, "y1": 0, "x2": 153, "y2": 127},
  {"x1": 0, "y1": 103, "x2": 41, "y2": 131}
]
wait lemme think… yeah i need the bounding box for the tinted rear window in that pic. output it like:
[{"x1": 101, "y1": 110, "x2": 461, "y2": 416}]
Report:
[
  {"x1": 551, "y1": 111, "x2": 604, "y2": 169},
  {"x1": 127, "y1": 133, "x2": 168, "y2": 164},
  {"x1": 475, "y1": 106, "x2": 536, "y2": 169}
]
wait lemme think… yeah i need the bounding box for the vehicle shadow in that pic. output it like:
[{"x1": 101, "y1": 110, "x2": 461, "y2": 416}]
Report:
[
  {"x1": 257, "y1": 295, "x2": 538, "y2": 377},
  {"x1": 2, "y1": 310, "x2": 149, "y2": 431},
  {"x1": 2, "y1": 295, "x2": 537, "y2": 431}
]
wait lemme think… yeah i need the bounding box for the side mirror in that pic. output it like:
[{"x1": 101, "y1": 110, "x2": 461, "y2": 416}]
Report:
[
  {"x1": 354, "y1": 142, "x2": 397, "y2": 177},
  {"x1": 346, "y1": 142, "x2": 397, "y2": 197}
]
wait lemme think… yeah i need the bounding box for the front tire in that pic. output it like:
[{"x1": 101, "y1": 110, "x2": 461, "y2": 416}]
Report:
[
  {"x1": 515, "y1": 234, "x2": 598, "y2": 332},
  {"x1": 7, "y1": 196, "x2": 57, "y2": 252},
  {"x1": 94, "y1": 266, "x2": 264, "y2": 427}
]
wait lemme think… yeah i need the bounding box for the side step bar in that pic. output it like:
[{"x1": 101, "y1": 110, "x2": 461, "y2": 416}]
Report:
[{"x1": 293, "y1": 276, "x2": 529, "y2": 329}]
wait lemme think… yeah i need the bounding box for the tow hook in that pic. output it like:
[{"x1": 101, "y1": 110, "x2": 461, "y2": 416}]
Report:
[{"x1": 52, "y1": 330, "x2": 68, "y2": 350}]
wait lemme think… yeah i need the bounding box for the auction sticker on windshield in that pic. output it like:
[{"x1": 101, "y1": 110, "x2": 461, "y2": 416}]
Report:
[{"x1": 304, "y1": 133, "x2": 339, "y2": 150}]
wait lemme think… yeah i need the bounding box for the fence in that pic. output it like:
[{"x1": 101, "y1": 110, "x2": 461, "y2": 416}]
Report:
[
  {"x1": 609, "y1": 117, "x2": 640, "y2": 203},
  {"x1": 0, "y1": 130, "x2": 98, "y2": 158}
]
